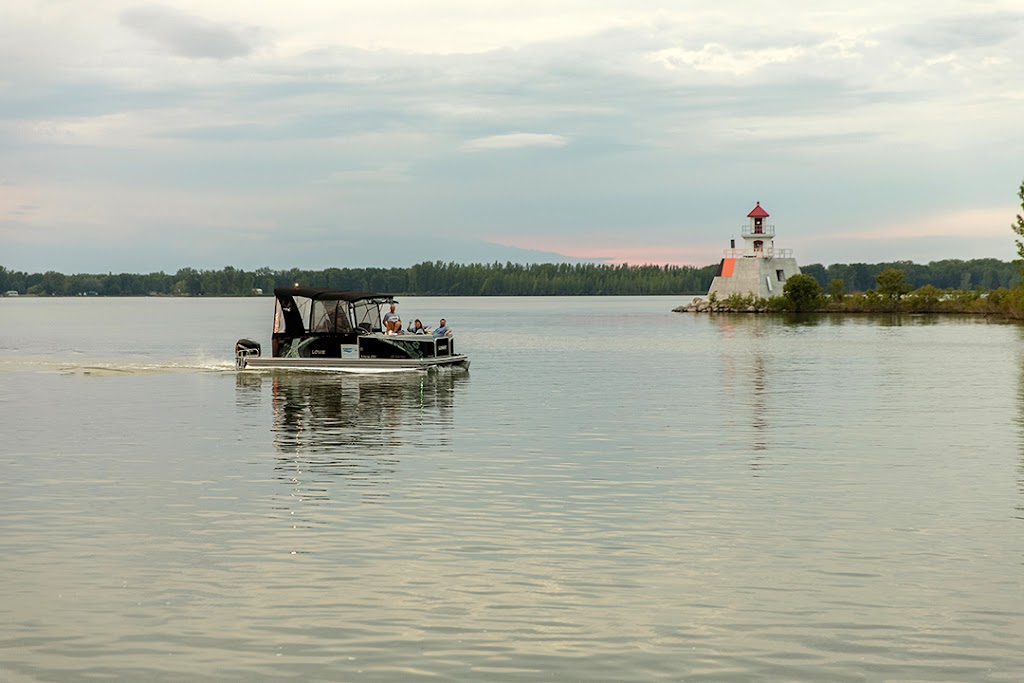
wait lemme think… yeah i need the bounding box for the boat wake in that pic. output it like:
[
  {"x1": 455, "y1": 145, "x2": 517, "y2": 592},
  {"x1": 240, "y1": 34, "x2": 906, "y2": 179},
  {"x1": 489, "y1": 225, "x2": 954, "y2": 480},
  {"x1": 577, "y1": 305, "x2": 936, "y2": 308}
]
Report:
[{"x1": 0, "y1": 357, "x2": 236, "y2": 376}]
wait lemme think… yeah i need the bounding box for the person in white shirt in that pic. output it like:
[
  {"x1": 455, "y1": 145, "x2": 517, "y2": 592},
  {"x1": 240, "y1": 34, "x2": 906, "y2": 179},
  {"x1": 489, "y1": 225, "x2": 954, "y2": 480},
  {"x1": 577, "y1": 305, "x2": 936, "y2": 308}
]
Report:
[{"x1": 382, "y1": 303, "x2": 402, "y2": 334}]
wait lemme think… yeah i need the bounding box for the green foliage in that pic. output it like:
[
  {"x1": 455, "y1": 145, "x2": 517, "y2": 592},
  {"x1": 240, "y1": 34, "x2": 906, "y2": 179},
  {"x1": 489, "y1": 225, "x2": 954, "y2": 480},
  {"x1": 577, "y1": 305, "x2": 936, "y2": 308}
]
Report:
[
  {"x1": 906, "y1": 285, "x2": 941, "y2": 312},
  {"x1": 875, "y1": 268, "x2": 912, "y2": 302},
  {"x1": 828, "y1": 278, "x2": 846, "y2": 302},
  {"x1": 801, "y1": 258, "x2": 1019, "y2": 291},
  {"x1": 1014, "y1": 178, "x2": 1024, "y2": 276},
  {"x1": 0, "y1": 262, "x2": 719, "y2": 297},
  {"x1": 977, "y1": 288, "x2": 1024, "y2": 317},
  {"x1": 821, "y1": 284, "x2": 1002, "y2": 315},
  {"x1": 782, "y1": 273, "x2": 824, "y2": 312},
  {"x1": 2, "y1": 255, "x2": 1024, "y2": 300},
  {"x1": 994, "y1": 288, "x2": 1024, "y2": 318},
  {"x1": 722, "y1": 292, "x2": 757, "y2": 310},
  {"x1": 944, "y1": 288, "x2": 982, "y2": 307}
]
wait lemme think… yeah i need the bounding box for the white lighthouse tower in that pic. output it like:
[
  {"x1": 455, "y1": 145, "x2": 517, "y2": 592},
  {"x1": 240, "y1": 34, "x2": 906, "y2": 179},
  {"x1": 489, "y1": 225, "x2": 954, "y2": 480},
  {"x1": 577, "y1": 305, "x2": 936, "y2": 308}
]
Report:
[{"x1": 706, "y1": 202, "x2": 801, "y2": 299}]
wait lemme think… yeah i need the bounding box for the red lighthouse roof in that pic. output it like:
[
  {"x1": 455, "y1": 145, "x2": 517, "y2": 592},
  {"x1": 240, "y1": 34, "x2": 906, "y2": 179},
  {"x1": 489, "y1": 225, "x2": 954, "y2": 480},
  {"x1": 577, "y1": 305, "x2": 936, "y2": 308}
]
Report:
[{"x1": 747, "y1": 202, "x2": 769, "y2": 218}]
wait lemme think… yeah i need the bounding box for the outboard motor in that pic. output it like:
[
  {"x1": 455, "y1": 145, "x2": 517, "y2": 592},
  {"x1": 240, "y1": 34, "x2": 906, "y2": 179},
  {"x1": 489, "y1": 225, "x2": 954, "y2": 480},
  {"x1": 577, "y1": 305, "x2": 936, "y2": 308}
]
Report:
[{"x1": 235, "y1": 338, "x2": 261, "y2": 369}]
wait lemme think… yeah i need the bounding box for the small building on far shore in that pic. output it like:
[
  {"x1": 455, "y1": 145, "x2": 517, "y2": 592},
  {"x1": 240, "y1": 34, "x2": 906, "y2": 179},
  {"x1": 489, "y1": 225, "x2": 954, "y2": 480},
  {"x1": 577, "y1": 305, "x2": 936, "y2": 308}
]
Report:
[{"x1": 706, "y1": 202, "x2": 801, "y2": 300}]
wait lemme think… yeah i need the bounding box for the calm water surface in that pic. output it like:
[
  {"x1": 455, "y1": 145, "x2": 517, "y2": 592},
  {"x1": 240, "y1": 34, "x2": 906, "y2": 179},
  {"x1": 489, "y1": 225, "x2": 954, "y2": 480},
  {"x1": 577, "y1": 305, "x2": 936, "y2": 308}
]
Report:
[{"x1": 1, "y1": 296, "x2": 1022, "y2": 681}]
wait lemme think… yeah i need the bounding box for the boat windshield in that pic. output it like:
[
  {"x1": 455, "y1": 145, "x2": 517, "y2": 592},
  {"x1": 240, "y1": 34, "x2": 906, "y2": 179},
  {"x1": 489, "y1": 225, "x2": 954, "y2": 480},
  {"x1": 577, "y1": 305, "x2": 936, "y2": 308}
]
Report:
[
  {"x1": 310, "y1": 299, "x2": 353, "y2": 334},
  {"x1": 352, "y1": 299, "x2": 382, "y2": 333},
  {"x1": 272, "y1": 289, "x2": 391, "y2": 335},
  {"x1": 293, "y1": 296, "x2": 314, "y2": 332},
  {"x1": 273, "y1": 295, "x2": 312, "y2": 335}
]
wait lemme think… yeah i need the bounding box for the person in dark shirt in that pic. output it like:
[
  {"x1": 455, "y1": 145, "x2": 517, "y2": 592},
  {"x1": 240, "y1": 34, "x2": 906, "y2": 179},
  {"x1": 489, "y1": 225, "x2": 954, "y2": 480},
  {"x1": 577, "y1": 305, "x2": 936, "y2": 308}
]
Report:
[{"x1": 432, "y1": 318, "x2": 451, "y2": 337}]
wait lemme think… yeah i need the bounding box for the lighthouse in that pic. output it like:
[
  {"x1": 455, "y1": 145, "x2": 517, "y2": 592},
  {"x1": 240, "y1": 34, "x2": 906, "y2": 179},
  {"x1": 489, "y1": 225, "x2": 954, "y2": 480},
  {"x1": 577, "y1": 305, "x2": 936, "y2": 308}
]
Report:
[{"x1": 706, "y1": 202, "x2": 801, "y2": 300}]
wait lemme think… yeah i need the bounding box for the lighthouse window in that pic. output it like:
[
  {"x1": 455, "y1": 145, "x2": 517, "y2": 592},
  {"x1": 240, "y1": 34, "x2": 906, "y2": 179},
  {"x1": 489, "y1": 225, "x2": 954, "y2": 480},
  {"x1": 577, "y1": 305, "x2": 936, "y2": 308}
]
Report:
[{"x1": 776, "y1": 269, "x2": 785, "y2": 281}]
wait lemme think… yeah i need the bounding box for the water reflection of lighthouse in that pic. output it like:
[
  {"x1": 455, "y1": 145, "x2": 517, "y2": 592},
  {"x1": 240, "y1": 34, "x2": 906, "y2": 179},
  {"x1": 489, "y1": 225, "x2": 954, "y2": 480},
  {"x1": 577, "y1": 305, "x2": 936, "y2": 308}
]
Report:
[{"x1": 716, "y1": 317, "x2": 770, "y2": 470}]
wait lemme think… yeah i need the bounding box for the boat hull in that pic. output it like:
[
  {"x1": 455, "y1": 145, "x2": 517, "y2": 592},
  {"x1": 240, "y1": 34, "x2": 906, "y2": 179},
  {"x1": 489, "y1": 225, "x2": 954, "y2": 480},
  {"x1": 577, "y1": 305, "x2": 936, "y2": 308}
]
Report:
[{"x1": 238, "y1": 354, "x2": 470, "y2": 373}]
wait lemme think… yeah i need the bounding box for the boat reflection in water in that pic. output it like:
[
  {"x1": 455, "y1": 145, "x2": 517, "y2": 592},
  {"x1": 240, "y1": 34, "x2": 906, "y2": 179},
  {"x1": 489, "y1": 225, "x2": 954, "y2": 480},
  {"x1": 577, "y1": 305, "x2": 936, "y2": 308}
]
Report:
[{"x1": 238, "y1": 370, "x2": 467, "y2": 503}]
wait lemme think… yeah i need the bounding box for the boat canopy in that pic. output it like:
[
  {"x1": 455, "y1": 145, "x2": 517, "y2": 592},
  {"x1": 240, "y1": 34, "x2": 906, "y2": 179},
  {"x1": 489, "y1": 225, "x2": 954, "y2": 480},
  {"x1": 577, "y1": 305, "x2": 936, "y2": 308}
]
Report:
[
  {"x1": 274, "y1": 287, "x2": 393, "y2": 302},
  {"x1": 272, "y1": 288, "x2": 397, "y2": 336}
]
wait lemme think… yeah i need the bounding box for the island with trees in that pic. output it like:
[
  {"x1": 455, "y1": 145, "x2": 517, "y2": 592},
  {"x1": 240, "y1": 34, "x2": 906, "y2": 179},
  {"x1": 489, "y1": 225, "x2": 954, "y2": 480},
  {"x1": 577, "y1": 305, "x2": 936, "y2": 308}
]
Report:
[{"x1": 676, "y1": 178, "x2": 1024, "y2": 319}]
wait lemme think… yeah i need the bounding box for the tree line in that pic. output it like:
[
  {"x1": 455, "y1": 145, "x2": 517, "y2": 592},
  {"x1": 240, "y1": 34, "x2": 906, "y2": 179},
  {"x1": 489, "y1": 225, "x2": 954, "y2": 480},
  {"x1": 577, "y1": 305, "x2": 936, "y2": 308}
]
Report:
[
  {"x1": 0, "y1": 262, "x2": 718, "y2": 297},
  {"x1": 800, "y1": 258, "x2": 1018, "y2": 292},
  {"x1": 0, "y1": 258, "x2": 1019, "y2": 297}
]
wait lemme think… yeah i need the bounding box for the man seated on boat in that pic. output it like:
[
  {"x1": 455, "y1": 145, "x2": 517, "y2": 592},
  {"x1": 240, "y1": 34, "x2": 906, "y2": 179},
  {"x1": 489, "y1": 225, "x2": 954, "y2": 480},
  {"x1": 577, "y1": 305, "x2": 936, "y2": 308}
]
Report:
[
  {"x1": 382, "y1": 303, "x2": 402, "y2": 334},
  {"x1": 432, "y1": 318, "x2": 452, "y2": 337}
]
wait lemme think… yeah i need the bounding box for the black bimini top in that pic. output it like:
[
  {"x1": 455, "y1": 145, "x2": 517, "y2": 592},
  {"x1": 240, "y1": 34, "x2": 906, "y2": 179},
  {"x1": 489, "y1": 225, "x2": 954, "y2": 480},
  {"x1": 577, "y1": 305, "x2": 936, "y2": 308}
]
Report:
[
  {"x1": 272, "y1": 288, "x2": 397, "y2": 337},
  {"x1": 274, "y1": 287, "x2": 395, "y2": 303}
]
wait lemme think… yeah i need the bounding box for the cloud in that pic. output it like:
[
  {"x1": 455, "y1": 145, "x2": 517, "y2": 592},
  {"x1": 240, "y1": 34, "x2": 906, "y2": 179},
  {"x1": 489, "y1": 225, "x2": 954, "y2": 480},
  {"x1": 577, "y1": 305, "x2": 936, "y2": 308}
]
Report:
[
  {"x1": 806, "y1": 207, "x2": 1014, "y2": 241},
  {"x1": 651, "y1": 43, "x2": 808, "y2": 76},
  {"x1": 316, "y1": 164, "x2": 413, "y2": 184},
  {"x1": 2, "y1": 3, "x2": 1022, "y2": 273},
  {"x1": 790, "y1": 205, "x2": 1019, "y2": 265},
  {"x1": 462, "y1": 133, "x2": 569, "y2": 152},
  {"x1": 895, "y1": 12, "x2": 1024, "y2": 54},
  {"x1": 120, "y1": 5, "x2": 261, "y2": 60}
]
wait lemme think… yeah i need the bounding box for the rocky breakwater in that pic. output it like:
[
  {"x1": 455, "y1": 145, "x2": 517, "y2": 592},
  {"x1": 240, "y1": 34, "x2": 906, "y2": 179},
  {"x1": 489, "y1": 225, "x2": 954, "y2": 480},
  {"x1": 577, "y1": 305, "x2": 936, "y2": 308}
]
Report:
[{"x1": 673, "y1": 296, "x2": 764, "y2": 313}]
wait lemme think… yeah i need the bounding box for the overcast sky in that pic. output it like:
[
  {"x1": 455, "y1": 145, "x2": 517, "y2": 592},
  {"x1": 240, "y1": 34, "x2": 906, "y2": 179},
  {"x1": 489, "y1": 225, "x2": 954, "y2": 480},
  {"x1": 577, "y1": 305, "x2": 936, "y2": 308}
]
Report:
[{"x1": 2, "y1": 1, "x2": 1023, "y2": 273}]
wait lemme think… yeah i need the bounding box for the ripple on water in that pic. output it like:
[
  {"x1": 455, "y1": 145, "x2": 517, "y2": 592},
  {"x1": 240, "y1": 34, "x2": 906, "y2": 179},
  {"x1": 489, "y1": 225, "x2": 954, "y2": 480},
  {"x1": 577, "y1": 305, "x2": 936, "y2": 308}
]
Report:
[{"x1": 1, "y1": 300, "x2": 1022, "y2": 680}]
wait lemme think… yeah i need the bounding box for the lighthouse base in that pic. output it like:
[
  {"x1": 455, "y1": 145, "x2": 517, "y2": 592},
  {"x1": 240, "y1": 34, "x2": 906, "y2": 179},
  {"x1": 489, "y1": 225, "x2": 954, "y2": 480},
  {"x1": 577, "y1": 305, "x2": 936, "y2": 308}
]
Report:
[{"x1": 707, "y1": 256, "x2": 801, "y2": 300}]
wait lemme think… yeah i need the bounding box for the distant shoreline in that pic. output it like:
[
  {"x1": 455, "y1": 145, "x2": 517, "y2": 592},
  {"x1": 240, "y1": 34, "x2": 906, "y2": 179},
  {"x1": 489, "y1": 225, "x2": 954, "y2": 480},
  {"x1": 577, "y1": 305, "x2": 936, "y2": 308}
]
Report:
[{"x1": 1, "y1": 258, "x2": 1018, "y2": 298}]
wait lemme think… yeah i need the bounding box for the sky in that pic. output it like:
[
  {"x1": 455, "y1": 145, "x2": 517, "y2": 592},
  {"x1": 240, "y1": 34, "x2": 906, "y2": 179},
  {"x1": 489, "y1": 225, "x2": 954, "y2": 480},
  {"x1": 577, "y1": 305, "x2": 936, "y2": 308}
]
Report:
[{"x1": 1, "y1": 1, "x2": 1023, "y2": 274}]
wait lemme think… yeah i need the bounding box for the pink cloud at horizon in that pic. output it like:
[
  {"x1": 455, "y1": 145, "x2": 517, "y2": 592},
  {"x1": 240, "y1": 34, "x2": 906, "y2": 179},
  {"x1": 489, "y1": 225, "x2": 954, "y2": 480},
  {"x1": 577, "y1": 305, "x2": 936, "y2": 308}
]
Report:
[
  {"x1": 488, "y1": 237, "x2": 724, "y2": 266},
  {"x1": 492, "y1": 203, "x2": 1017, "y2": 267}
]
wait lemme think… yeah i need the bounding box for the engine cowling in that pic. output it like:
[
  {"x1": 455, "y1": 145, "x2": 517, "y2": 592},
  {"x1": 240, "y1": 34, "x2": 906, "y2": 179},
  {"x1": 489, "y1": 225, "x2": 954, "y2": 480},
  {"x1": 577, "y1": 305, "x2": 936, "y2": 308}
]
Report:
[{"x1": 235, "y1": 339, "x2": 261, "y2": 368}]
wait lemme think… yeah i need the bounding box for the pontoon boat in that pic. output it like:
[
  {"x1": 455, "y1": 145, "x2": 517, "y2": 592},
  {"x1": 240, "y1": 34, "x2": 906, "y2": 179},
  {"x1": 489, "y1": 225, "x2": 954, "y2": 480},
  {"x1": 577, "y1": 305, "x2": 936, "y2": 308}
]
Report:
[{"x1": 234, "y1": 288, "x2": 469, "y2": 373}]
